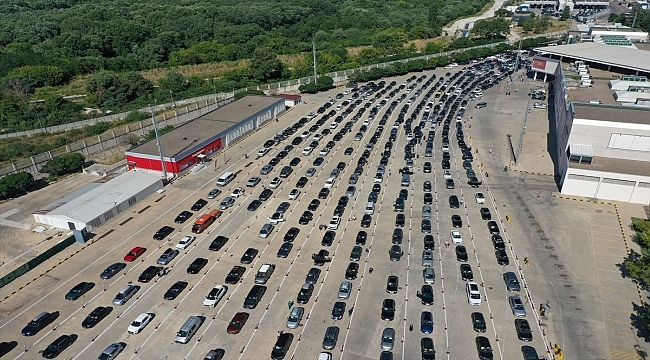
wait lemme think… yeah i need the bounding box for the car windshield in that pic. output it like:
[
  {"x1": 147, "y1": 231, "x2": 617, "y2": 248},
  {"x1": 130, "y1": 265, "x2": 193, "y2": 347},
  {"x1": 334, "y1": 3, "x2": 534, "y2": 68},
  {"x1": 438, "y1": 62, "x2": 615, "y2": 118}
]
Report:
[
  {"x1": 115, "y1": 293, "x2": 125, "y2": 300},
  {"x1": 131, "y1": 320, "x2": 141, "y2": 326}
]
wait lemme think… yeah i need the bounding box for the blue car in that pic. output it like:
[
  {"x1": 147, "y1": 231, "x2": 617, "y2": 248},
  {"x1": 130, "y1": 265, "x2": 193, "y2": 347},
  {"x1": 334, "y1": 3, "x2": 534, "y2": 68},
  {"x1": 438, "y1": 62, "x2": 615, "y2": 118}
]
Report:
[
  {"x1": 420, "y1": 311, "x2": 433, "y2": 334},
  {"x1": 313, "y1": 157, "x2": 325, "y2": 166}
]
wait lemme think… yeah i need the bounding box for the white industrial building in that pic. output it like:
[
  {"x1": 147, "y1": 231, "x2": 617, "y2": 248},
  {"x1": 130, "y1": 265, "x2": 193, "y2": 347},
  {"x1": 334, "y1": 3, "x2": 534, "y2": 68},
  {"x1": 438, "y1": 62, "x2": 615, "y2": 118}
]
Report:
[{"x1": 33, "y1": 171, "x2": 163, "y2": 231}]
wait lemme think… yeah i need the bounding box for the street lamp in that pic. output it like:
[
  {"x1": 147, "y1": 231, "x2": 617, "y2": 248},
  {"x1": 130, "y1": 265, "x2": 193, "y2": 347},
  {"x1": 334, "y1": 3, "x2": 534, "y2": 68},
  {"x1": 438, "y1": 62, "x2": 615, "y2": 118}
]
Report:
[
  {"x1": 149, "y1": 100, "x2": 168, "y2": 180},
  {"x1": 169, "y1": 89, "x2": 176, "y2": 108}
]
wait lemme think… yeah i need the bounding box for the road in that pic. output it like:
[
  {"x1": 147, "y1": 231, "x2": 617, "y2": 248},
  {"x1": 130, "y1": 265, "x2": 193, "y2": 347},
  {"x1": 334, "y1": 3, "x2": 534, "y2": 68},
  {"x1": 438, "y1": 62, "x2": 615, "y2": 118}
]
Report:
[{"x1": 444, "y1": 0, "x2": 509, "y2": 35}]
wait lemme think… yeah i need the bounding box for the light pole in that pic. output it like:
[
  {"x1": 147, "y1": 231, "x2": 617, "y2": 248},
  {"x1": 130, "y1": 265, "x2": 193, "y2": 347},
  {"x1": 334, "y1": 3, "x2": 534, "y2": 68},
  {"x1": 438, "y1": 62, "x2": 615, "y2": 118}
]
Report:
[
  {"x1": 169, "y1": 89, "x2": 176, "y2": 108},
  {"x1": 149, "y1": 100, "x2": 168, "y2": 180}
]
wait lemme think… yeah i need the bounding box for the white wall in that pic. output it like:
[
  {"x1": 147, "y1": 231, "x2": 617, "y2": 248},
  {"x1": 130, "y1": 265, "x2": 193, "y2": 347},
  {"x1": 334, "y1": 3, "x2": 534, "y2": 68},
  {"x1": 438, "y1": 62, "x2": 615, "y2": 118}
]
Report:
[{"x1": 562, "y1": 167, "x2": 650, "y2": 204}]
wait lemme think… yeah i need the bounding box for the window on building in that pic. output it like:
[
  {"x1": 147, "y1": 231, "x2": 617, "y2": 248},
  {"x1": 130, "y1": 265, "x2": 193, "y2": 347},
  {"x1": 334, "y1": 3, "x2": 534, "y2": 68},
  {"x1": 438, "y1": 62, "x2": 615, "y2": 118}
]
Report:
[
  {"x1": 567, "y1": 174, "x2": 600, "y2": 182},
  {"x1": 128, "y1": 196, "x2": 137, "y2": 206},
  {"x1": 116, "y1": 205, "x2": 122, "y2": 213},
  {"x1": 104, "y1": 210, "x2": 114, "y2": 221},
  {"x1": 602, "y1": 178, "x2": 636, "y2": 186},
  {"x1": 608, "y1": 133, "x2": 650, "y2": 152},
  {"x1": 89, "y1": 218, "x2": 101, "y2": 228},
  {"x1": 639, "y1": 182, "x2": 650, "y2": 188}
]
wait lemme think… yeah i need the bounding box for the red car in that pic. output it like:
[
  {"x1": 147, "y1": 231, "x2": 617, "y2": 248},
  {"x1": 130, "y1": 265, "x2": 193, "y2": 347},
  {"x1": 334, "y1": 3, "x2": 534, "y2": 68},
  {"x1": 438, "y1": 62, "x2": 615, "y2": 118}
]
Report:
[
  {"x1": 124, "y1": 247, "x2": 146, "y2": 262},
  {"x1": 227, "y1": 312, "x2": 249, "y2": 334}
]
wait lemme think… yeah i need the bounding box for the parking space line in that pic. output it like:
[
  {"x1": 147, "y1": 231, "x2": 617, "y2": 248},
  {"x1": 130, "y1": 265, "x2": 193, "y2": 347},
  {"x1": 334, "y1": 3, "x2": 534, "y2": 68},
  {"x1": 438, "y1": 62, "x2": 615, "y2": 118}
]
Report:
[
  {"x1": 604, "y1": 317, "x2": 633, "y2": 325},
  {"x1": 598, "y1": 286, "x2": 639, "y2": 295}
]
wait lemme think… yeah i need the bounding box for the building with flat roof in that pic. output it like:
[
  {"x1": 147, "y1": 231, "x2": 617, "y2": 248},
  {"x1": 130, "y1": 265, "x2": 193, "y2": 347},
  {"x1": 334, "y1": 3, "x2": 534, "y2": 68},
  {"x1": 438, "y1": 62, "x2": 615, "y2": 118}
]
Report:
[
  {"x1": 534, "y1": 43, "x2": 650, "y2": 76},
  {"x1": 33, "y1": 171, "x2": 163, "y2": 231},
  {"x1": 530, "y1": 55, "x2": 649, "y2": 204},
  {"x1": 125, "y1": 96, "x2": 285, "y2": 177}
]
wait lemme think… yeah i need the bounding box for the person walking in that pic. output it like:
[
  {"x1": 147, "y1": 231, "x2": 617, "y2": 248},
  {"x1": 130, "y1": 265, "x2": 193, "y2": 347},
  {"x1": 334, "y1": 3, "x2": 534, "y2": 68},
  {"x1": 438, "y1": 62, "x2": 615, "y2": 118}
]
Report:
[{"x1": 409, "y1": 324, "x2": 413, "y2": 331}]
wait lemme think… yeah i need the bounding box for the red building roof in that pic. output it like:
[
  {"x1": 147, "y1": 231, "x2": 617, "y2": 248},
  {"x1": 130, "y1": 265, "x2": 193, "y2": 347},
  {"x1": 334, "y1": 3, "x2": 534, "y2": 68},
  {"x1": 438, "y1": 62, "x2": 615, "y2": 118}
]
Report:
[{"x1": 278, "y1": 94, "x2": 301, "y2": 100}]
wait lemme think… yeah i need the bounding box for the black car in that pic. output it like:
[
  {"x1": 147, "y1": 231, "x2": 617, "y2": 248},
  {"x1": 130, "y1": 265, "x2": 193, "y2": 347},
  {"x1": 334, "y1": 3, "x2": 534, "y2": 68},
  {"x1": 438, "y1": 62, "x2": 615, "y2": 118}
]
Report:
[
  {"x1": 322, "y1": 231, "x2": 336, "y2": 246},
  {"x1": 392, "y1": 228, "x2": 403, "y2": 244},
  {"x1": 22, "y1": 311, "x2": 56, "y2": 336},
  {"x1": 247, "y1": 199, "x2": 262, "y2": 211},
  {"x1": 361, "y1": 214, "x2": 372, "y2": 228},
  {"x1": 495, "y1": 249, "x2": 509, "y2": 265},
  {"x1": 333, "y1": 205, "x2": 345, "y2": 217},
  {"x1": 424, "y1": 193, "x2": 433, "y2": 204},
  {"x1": 312, "y1": 250, "x2": 331, "y2": 266},
  {"x1": 345, "y1": 262, "x2": 359, "y2": 280},
  {"x1": 423, "y1": 162, "x2": 432, "y2": 173},
  {"x1": 265, "y1": 139, "x2": 276, "y2": 147},
  {"x1": 82, "y1": 306, "x2": 111, "y2": 328},
  {"x1": 292, "y1": 137, "x2": 303, "y2": 145},
  {"x1": 277, "y1": 242, "x2": 293, "y2": 258},
  {"x1": 491, "y1": 235, "x2": 506, "y2": 250},
  {"x1": 100, "y1": 262, "x2": 126, "y2": 279},
  {"x1": 308, "y1": 199, "x2": 321, "y2": 211},
  {"x1": 487, "y1": 221, "x2": 500, "y2": 234},
  {"x1": 174, "y1": 211, "x2": 193, "y2": 224},
  {"x1": 299, "y1": 211, "x2": 313, "y2": 225},
  {"x1": 153, "y1": 226, "x2": 175, "y2": 240},
  {"x1": 138, "y1": 266, "x2": 162, "y2": 283},
  {"x1": 399, "y1": 189, "x2": 408, "y2": 200},
  {"x1": 241, "y1": 248, "x2": 259, "y2": 264},
  {"x1": 386, "y1": 276, "x2": 399, "y2": 294},
  {"x1": 318, "y1": 188, "x2": 330, "y2": 199},
  {"x1": 296, "y1": 283, "x2": 314, "y2": 304},
  {"x1": 279, "y1": 166, "x2": 293, "y2": 178},
  {"x1": 451, "y1": 215, "x2": 463, "y2": 228},
  {"x1": 191, "y1": 199, "x2": 208, "y2": 211},
  {"x1": 42, "y1": 334, "x2": 71, "y2": 359},
  {"x1": 164, "y1": 281, "x2": 188, "y2": 300},
  {"x1": 480, "y1": 208, "x2": 492, "y2": 220},
  {"x1": 423, "y1": 235, "x2": 435, "y2": 250},
  {"x1": 296, "y1": 177, "x2": 308, "y2": 188},
  {"x1": 209, "y1": 236, "x2": 229, "y2": 251},
  {"x1": 460, "y1": 264, "x2": 474, "y2": 281},
  {"x1": 472, "y1": 312, "x2": 487, "y2": 333},
  {"x1": 305, "y1": 268, "x2": 321, "y2": 284},
  {"x1": 349, "y1": 246, "x2": 363, "y2": 261},
  {"x1": 356, "y1": 231, "x2": 367, "y2": 245},
  {"x1": 344, "y1": 147, "x2": 354, "y2": 155},
  {"x1": 0, "y1": 341, "x2": 17, "y2": 357},
  {"x1": 187, "y1": 258, "x2": 208, "y2": 274},
  {"x1": 476, "y1": 336, "x2": 494, "y2": 360},
  {"x1": 284, "y1": 227, "x2": 300, "y2": 242},
  {"x1": 441, "y1": 160, "x2": 450, "y2": 169},
  {"x1": 455, "y1": 245, "x2": 468, "y2": 262},
  {"x1": 65, "y1": 281, "x2": 94, "y2": 300},
  {"x1": 313, "y1": 157, "x2": 325, "y2": 166},
  {"x1": 338, "y1": 196, "x2": 349, "y2": 207},
  {"x1": 331, "y1": 301, "x2": 346, "y2": 320},
  {"x1": 445, "y1": 179, "x2": 455, "y2": 189},
  {"x1": 259, "y1": 189, "x2": 273, "y2": 201},
  {"x1": 372, "y1": 184, "x2": 381, "y2": 193},
  {"x1": 418, "y1": 285, "x2": 434, "y2": 305},
  {"x1": 449, "y1": 195, "x2": 460, "y2": 208},
  {"x1": 395, "y1": 214, "x2": 405, "y2": 227},
  {"x1": 269, "y1": 157, "x2": 280, "y2": 166},
  {"x1": 336, "y1": 162, "x2": 346, "y2": 170},
  {"x1": 290, "y1": 157, "x2": 301, "y2": 166},
  {"x1": 468, "y1": 177, "x2": 482, "y2": 187},
  {"x1": 276, "y1": 202, "x2": 290, "y2": 214},
  {"x1": 515, "y1": 319, "x2": 533, "y2": 341},
  {"x1": 271, "y1": 332, "x2": 293, "y2": 360},
  {"x1": 225, "y1": 266, "x2": 246, "y2": 284},
  {"x1": 381, "y1": 298, "x2": 396, "y2": 320}
]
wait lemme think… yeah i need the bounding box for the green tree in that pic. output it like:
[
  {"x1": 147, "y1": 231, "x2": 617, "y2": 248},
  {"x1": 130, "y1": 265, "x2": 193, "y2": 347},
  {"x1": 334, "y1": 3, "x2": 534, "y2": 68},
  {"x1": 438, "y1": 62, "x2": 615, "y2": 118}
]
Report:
[
  {"x1": 160, "y1": 71, "x2": 188, "y2": 93},
  {"x1": 472, "y1": 18, "x2": 511, "y2": 38},
  {"x1": 373, "y1": 28, "x2": 408, "y2": 54},
  {"x1": 40, "y1": 152, "x2": 85, "y2": 177},
  {"x1": 249, "y1": 47, "x2": 283, "y2": 82},
  {"x1": 560, "y1": 6, "x2": 571, "y2": 21},
  {"x1": 234, "y1": 89, "x2": 266, "y2": 100},
  {"x1": 0, "y1": 171, "x2": 33, "y2": 198},
  {"x1": 428, "y1": 0, "x2": 445, "y2": 35},
  {"x1": 624, "y1": 218, "x2": 650, "y2": 289},
  {"x1": 495, "y1": 9, "x2": 514, "y2": 17},
  {"x1": 0, "y1": 76, "x2": 37, "y2": 102},
  {"x1": 424, "y1": 41, "x2": 445, "y2": 54},
  {"x1": 8, "y1": 65, "x2": 66, "y2": 87}
]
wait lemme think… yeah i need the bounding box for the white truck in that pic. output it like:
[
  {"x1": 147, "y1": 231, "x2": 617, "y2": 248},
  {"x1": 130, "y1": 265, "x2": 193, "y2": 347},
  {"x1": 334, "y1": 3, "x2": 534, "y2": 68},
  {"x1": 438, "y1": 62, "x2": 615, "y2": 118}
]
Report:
[{"x1": 475, "y1": 192, "x2": 486, "y2": 204}]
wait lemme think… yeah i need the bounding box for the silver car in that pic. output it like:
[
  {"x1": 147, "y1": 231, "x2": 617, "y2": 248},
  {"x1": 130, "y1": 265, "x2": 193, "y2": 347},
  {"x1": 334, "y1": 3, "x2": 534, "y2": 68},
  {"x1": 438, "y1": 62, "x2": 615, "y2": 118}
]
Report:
[
  {"x1": 98, "y1": 342, "x2": 126, "y2": 360},
  {"x1": 422, "y1": 205, "x2": 432, "y2": 219},
  {"x1": 157, "y1": 248, "x2": 179, "y2": 265},
  {"x1": 260, "y1": 164, "x2": 273, "y2": 175},
  {"x1": 246, "y1": 177, "x2": 261, "y2": 187},
  {"x1": 206, "y1": 188, "x2": 221, "y2": 199},
  {"x1": 286, "y1": 307, "x2": 304, "y2": 329},
  {"x1": 509, "y1": 296, "x2": 527, "y2": 317},
  {"x1": 219, "y1": 197, "x2": 235, "y2": 210},
  {"x1": 423, "y1": 268, "x2": 435, "y2": 284},
  {"x1": 345, "y1": 186, "x2": 356, "y2": 197},
  {"x1": 338, "y1": 281, "x2": 352, "y2": 299},
  {"x1": 330, "y1": 168, "x2": 340, "y2": 179},
  {"x1": 381, "y1": 327, "x2": 395, "y2": 350},
  {"x1": 422, "y1": 250, "x2": 434, "y2": 267},
  {"x1": 348, "y1": 173, "x2": 358, "y2": 184},
  {"x1": 306, "y1": 167, "x2": 317, "y2": 177}
]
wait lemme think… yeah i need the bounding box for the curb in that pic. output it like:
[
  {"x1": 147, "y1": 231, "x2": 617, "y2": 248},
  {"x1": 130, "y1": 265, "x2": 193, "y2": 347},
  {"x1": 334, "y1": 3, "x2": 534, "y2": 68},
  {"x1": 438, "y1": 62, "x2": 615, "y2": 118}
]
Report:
[{"x1": 550, "y1": 192, "x2": 644, "y2": 304}]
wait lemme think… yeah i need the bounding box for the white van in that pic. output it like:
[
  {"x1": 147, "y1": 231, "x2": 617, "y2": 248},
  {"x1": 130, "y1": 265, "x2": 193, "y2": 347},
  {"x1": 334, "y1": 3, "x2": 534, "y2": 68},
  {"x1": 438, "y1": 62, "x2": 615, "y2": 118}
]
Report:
[
  {"x1": 365, "y1": 202, "x2": 375, "y2": 215},
  {"x1": 175, "y1": 316, "x2": 202, "y2": 343},
  {"x1": 216, "y1": 172, "x2": 236, "y2": 186}
]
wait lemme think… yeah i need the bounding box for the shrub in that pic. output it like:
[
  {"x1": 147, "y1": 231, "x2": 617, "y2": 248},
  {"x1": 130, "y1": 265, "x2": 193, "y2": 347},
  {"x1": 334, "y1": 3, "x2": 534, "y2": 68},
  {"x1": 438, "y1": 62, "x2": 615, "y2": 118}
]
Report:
[
  {"x1": 40, "y1": 152, "x2": 85, "y2": 177},
  {"x1": 0, "y1": 171, "x2": 33, "y2": 199}
]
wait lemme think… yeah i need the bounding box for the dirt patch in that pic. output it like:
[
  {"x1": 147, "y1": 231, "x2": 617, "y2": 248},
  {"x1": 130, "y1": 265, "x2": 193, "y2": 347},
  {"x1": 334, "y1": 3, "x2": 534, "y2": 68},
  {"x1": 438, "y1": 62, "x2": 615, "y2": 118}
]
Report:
[{"x1": 141, "y1": 59, "x2": 250, "y2": 83}]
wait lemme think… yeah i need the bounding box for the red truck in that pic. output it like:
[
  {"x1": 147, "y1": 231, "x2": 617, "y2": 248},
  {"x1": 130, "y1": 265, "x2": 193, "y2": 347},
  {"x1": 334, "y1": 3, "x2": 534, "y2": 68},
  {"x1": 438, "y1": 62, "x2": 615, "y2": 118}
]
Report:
[{"x1": 192, "y1": 209, "x2": 221, "y2": 233}]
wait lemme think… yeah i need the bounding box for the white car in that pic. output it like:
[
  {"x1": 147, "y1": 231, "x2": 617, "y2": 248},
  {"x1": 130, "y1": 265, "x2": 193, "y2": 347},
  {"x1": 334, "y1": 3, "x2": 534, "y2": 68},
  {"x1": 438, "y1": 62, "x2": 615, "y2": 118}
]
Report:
[
  {"x1": 374, "y1": 173, "x2": 383, "y2": 183},
  {"x1": 302, "y1": 147, "x2": 313, "y2": 156},
  {"x1": 176, "y1": 235, "x2": 196, "y2": 249},
  {"x1": 301, "y1": 131, "x2": 311, "y2": 139},
  {"x1": 330, "y1": 122, "x2": 338, "y2": 129},
  {"x1": 324, "y1": 178, "x2": 335, "y2": 189},
  {"x1": 231, "y1": 187, "x2": 245, "y2": 198},
  {"x1": 533, "y1": 102, "x2": 547, "y2": 109},
  {"x1": 466, "y1": 281, "x2": 482, "y2": 306},
  {"x1": 288, "y1": 189, "x2": 301, "y2": 200},
  {"x1": 320, "y1": 148, "x2": 330, "y2": 156},
  {"x1": 269, "y1": 177, "x2": 282, "y2": 189},
  {"x1": 257, "y1": 148, "x2": 269, "y2": 158},
  {"x1": 328, "y1": 216, "x2": 341, "y2": 230},
  {"x1": 246, "y1": 177, "x2": 261, "y2": 187},
  {"x1": 127, "y1": 313, "x2": 153, "y2": 334},
  {"x1": 338, "y1": 281, "x2": 352, "y2": 299},
  {"x1": 475, "y1": 192, "x2": 486, "y2": 204},
  {"x1": 443, "y1": 170, "x2": 452, "y2": 180},
  {"x1": 203, "y1": 285, "x2": 227, "y2": 308},
  {"x1": 450, "y1": 230, "x2": 462, "y2": 244},
  {"x1": 313, "y1": 133, "x2": 323, "y2": 141},
  {"x1": 267, "y1": 212, "x2": 285, "y2": 224}
]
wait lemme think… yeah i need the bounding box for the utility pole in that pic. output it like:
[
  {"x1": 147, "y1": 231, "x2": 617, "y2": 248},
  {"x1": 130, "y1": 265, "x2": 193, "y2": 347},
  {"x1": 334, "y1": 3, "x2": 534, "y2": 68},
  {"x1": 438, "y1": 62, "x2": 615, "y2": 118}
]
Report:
[
  {"x1": 511, "y1": 39, "x2": 522, "y2": 83},
  {"x1": 312, "y1": 35, "x2": 318, "y2": 85},
  {"x1": 169, "y1": 89, "x2": 176, "y2": 108},
  {"x1": 149, "y1": 100, "x2": 168, "y2": 180},
  {"x1": 631, "y1": 9, "x2": 638, "y2": 28}
]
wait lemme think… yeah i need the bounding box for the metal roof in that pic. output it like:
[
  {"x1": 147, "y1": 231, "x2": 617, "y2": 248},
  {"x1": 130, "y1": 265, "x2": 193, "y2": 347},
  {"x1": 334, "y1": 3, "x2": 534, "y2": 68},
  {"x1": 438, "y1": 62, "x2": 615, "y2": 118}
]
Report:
[
  {"x1": 43, "y1": 171, "x2": 162, "y2": 224},
  {"x1": 569, "y1": 143, "x2": 594, "y2": 157},
  {"x1": 533, "y1": 43, "x2": 650, "y2": 74}
]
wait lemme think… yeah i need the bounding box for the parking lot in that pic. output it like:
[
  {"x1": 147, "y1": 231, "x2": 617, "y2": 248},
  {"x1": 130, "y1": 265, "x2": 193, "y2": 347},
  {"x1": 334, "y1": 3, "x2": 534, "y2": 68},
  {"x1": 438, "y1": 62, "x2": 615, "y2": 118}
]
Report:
[{"x1": 0, "y1": 55, "x2": 636, "y2": 360}]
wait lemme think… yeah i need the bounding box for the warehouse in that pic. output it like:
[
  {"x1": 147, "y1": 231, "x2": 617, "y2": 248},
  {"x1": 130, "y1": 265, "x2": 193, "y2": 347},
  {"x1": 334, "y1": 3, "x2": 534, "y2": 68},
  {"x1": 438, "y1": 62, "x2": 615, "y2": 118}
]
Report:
[
  {"x1": 33, "y1": 171, "x2": 163, "y2": 231},
  {"x1": 125, "y1": 96, "x2": 285, "y2": 177}
]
